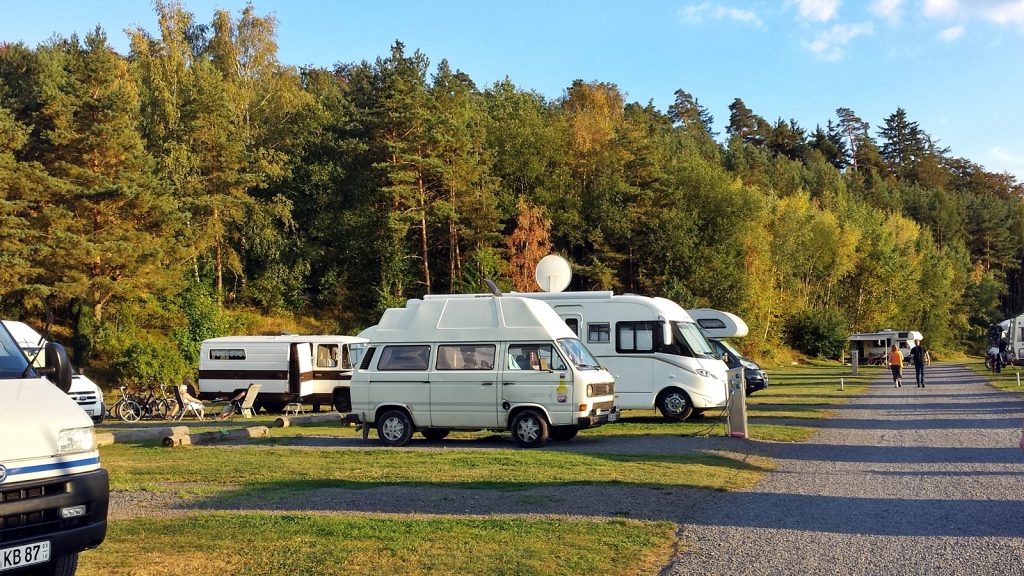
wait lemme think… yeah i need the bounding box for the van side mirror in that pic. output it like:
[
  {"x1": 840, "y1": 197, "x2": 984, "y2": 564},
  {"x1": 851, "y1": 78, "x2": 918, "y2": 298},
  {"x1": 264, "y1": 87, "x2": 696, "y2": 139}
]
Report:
[{"x1": 40, "y1": 342, "x2": 73, "y2": 392}]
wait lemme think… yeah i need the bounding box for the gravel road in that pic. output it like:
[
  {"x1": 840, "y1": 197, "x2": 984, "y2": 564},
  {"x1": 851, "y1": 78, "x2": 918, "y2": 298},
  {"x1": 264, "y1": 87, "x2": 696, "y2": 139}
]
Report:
[{"x1": 111, "y1": 363, "x2": 1024, "y2": 575}]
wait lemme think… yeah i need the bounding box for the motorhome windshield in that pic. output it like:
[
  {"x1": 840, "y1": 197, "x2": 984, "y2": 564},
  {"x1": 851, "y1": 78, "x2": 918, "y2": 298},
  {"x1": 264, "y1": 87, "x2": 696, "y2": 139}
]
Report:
[
  {"x1": 557, "y1": 338, "x2": 602, "y2": 370},
  {"x1": 0, "y1": 328, "x2": 31, "y2": 378},
  {"x1": 671, "y1": 321, "x2": 717, "y2": 359}
]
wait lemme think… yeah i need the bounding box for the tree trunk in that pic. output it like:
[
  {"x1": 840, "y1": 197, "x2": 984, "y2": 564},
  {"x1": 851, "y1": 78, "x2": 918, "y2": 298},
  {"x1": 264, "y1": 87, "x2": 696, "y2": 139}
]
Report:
[{"x1": 419, "y1": 175, "x2": 431, "y2": 293}]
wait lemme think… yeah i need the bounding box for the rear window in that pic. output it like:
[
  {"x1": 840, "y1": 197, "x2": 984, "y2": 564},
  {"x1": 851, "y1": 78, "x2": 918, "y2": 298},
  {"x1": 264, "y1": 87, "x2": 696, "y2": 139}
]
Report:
[{"x1": 377, "y1": 345, "x2": 431, "y2": 371}]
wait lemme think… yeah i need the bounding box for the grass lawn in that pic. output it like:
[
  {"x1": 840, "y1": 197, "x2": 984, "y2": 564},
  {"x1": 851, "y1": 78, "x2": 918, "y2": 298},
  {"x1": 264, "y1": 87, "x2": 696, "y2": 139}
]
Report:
[{"x1": 963, "y1": 357, "x2": 1024, "y2": 396}]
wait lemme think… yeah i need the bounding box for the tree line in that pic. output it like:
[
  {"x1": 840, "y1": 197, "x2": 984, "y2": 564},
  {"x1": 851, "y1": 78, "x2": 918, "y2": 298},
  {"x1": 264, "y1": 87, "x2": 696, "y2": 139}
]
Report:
[{"x1": 1, "y1": 1, "x2": 1021, "y2": 385}]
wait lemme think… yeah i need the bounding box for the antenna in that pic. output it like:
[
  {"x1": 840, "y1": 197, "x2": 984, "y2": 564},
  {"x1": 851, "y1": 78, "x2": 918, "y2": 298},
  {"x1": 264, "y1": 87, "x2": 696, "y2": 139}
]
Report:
[
  {"x1": 483, "y1": 279, "x2": 503, "y2": 297},
  {"x1": 535, "y1": 255, "x2": 572, "y2": 293}
]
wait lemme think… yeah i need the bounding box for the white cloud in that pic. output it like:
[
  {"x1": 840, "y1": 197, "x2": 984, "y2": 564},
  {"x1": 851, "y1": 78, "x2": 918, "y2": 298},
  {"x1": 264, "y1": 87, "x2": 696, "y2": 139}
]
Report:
[
  {"x1": 869, "y1": 0, "x2": 904, "y2": 23},
  {"x1": 788, "y1": 0, "x2": 841, "y2": 22},
  {"x1": 991, "y1": 146, "x2": 1024, "y2": 180},
  {"x1": 804, "y1": 22, "x2": 874, "y2": 60},
  {"x1": 923, "y1": 0, "x2": 960, "y2": 18},
  {"x1": 938, "y1": 25, "x2": 965, "y2": 40},
  {"x1": 981, "y1": 1, "x2": 1024, "y2": 30},
  {"x1": 680, "y1": 2, "x2": 763, "y2": 26}
]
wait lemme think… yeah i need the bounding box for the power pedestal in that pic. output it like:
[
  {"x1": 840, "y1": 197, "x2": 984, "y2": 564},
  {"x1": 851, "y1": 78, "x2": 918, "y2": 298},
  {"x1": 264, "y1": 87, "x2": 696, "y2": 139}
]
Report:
[{"x1": 726, "y1": 367, "x2": 748, "y2": 439}]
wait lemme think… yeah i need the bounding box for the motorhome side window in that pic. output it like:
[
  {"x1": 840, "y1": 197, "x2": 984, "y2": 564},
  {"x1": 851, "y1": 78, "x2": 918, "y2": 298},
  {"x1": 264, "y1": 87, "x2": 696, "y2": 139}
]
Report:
[
  {"x1": 436, "y1": 344, "x2": 496, "y2": 370},
  {"x1": 587, "y1": 323, "x2": 610, "y2": 343},
  {"x1": 508, "y1": 344, "x2": 567, "y2": 371},
  {"x1": 616, "y1": 322, "x2": 658, "y2": 353},
  {"x1": 377, "y1": 345, "x2": 430, "y2": 371},
  {"x1": 697, "y1": 318, "x2": 727, "y2": 331},
  {"x1": 210, "y1": 348, "x2": 246, "y2": 360},
  {"x1": 316, "y1": 344, "x2": 348, "y2": 368},
  {"x1": 564, "y1": 318, "x2": 579, "y2": 335}
]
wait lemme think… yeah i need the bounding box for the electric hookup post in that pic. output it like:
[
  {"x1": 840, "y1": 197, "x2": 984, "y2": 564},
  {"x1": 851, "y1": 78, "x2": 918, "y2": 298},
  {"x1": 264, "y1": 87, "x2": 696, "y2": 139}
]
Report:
[{"x1": 726, "y1": 367, "x2": 748, "y2": 439}]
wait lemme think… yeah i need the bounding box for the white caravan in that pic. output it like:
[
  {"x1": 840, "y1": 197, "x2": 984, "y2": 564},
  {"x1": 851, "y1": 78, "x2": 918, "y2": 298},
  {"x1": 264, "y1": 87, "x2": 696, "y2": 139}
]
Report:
[
  {"x1": 350, "y1": 294, "x2": 618, "y2": 447},
  {"x1": 848, "y1": 330, "x2": 924, "y2": 363},
  {"x1": 2, "y1": 320, "x2": 106, "y2": 423},
  {"x1": 198, "y1": 334, "x2": 367, "y2": 413},
  {"x1": 0, "y1": 320, "x2": 108, "y2": 574},
  {"x1": 478, "y1": 291, "x2": 729, "y2": 420}
]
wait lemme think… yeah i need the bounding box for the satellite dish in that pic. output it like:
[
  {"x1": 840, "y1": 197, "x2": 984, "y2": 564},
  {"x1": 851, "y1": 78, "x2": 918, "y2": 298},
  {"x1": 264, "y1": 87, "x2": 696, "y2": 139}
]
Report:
[{"x1": 535, "y1": 255, "x2": 572, "y2": 293}]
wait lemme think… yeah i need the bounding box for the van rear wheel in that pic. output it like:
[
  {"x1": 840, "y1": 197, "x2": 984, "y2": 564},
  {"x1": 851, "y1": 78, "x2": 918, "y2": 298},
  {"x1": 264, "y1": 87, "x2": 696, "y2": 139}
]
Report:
[
  {"x1": 549, "y1": 425, "x2": 578, "y2": 441},
  {"x1": 511, "y1": 410, "x2": 549, "y2": 448},
  {"x1": 377, "y1": 409, "x2": 414, "y2": 447},
  {"x1": 657, "y1": 388, "x2": 694, "y2": 421},
  {"x1": 421, "y1": 428, "x2": 450, "y2": 441}
]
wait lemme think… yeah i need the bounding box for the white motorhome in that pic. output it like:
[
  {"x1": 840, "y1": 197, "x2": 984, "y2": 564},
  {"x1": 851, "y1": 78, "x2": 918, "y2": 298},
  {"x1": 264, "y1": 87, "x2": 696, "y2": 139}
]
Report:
[
  {"x1": 687, "y1": 308, "x2": 768, "y2": 396},
  {"x1": 2, "y1": 320, "x2": 105, "y2": 423},
  {"x1": 350, "y1": 294, "x2": 618, "y2": 447},
  {"x1": 473, "y1": 291, "x2": 729, "y2": 420},
  {"x1": 198, "y1": 334, "x2": 367, "y2": 413},
  {"x1": 0, "y1": 320, "x2": 108, "y2": 574},
  {"x1": 848, "y1": 330, "x2": 924, "y2": 364}
]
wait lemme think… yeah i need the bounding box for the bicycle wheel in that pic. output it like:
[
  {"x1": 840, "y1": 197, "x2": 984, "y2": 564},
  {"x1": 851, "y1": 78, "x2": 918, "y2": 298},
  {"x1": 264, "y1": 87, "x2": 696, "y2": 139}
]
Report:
[
  {"x1": 119, "y1": 400, "x2": 142, "y2": 422},
  {"x1": 150, "y1": 398, "x2": 171, "y2": 420}
]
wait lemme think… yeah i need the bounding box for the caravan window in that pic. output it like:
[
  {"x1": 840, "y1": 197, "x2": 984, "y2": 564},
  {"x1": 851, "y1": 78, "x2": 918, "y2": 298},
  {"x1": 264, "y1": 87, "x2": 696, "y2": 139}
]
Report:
[
  {"x1": 316, "y1": 344, "x2": 340, "y2": 368},
  {"x1": 564, "y1": 318, "x2": 579, "y2": 335},
  {"x1": 587, "y1": 323, "x2": 610, "y2": 343},
  {"x1": 617, "y1": 322, "x2": 658, "y2": 353},
  {"x1": 377, "y1": 345, "x2": 430, "y2": 371},
  {"x1": 209, "y1": 348, "x2": 246, "y2": 360},
  {"x1": 436, "y1": 344, "x2": 495, "y2": 370}
]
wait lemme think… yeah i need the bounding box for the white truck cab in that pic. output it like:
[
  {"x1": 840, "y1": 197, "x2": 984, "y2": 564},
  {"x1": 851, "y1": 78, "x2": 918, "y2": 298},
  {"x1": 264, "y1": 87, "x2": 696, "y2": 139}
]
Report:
[
  {"x1": 350, "y1": 294, "x2": 618, "y2": 447},
  {"x1": 1, "y1": 321, "x2": 105, "y2": 424},
  {"x1": 0, "y1": 321, "x2": 108, "y2": 575}
]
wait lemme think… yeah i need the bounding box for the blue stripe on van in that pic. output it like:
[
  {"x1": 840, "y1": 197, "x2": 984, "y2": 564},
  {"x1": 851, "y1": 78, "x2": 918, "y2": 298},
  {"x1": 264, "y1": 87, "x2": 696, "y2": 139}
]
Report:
[{"x1": 4, "y1": 456, "x2": 100, "y2": 479}]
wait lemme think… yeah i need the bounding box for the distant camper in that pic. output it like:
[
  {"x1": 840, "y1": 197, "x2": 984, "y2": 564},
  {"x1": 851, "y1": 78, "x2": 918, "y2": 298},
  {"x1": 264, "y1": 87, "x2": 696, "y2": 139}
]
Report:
[
  {"x1": 687, "y1": 308, "x2": 769, "y2": 396},
  {"x1": 198, "y1": 335, "x2": 367, "y2": 413},
  {"x1": 848, "y1": 330, "x2": 923, "y2": 364}
]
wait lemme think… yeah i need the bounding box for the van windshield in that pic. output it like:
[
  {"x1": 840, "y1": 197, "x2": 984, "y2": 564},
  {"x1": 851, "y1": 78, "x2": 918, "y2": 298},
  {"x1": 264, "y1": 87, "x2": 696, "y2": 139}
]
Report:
[
  {"x1": 671, "y1": 321, "x2": 718, "y2": 359},
  {"x1": 0, "y1": 327, "x2": 31, "y2": 378},
  {"x1": 557, "y1": 338, "x2": 602, "y2": 370}
]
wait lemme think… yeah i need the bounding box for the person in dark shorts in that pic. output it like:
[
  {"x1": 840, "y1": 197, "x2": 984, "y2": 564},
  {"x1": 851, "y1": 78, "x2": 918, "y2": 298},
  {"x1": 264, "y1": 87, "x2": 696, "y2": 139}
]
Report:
[
  {"x1": 909, "y1": 339, "x2": 927, "y2": 387},
  {"x1": 888, "y1": 344, "x2": 904, "y2": 388}
]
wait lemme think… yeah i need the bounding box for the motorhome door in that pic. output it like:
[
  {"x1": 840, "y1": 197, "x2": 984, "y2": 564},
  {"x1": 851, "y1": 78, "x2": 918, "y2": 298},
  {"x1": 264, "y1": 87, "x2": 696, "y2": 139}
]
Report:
[{"x1": 289, "y1": 342, "x2": 314, "y2": 397}]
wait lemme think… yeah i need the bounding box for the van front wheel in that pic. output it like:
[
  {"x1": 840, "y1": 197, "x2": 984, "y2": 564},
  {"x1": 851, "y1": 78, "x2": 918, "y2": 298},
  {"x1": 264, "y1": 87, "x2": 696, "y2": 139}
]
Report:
[
  {"x1": 511, "y1": 410, "x2": 549, "y2": 448},
  {"x1": 657, "y1": 389, "x2": 694, "y2": 421},
  {"x1": 377, "y1": 410, "x2": 414, "y2": 447}
]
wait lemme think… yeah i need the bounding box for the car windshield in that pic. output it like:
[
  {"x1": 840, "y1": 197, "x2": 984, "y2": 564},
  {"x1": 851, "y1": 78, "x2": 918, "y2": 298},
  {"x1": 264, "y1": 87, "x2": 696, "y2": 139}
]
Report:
[
  {"x1": 718, "y1": 339, "x2": 743, "y2": 359},
  {"x1": 672, "y1": 321, "x2": 718, "y2": 359},
  {"x1": 0, "y1": 327, "x2": 31, "y2": 378},
  {"x1": 557, "y1": 338, "x2": 602, "y2": 370}
]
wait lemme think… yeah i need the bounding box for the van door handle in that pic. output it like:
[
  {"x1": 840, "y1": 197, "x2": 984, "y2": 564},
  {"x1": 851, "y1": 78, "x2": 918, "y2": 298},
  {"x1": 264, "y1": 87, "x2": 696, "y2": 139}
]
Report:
[
  {"x1": 481, "y1": 382, "x2": 494, "y2": 386},
  {"x1": 502, "y1": 382, "x2": 515, "y2": 386}
]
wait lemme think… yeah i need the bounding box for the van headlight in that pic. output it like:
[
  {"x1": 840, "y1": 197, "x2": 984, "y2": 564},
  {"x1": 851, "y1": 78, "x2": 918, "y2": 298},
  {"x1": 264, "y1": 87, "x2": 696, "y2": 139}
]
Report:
[
  {"x1": 57, "y1": 427, "x2": 94, "y2": 455},
  {"x1": 587, "y1": 384, "x2": 594, "y2": 397}
]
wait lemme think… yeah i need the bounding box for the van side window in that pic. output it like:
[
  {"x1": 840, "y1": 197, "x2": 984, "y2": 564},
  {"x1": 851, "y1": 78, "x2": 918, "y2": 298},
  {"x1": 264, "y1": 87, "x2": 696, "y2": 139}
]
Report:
[
  {"x1": 436, "y1": 344, "x2": 496, "y2": 370},
  {"x1": 378, "y1": 345, "x2": 430, "y2": 371},
  {"x1": 210, "y1": 348, "x2": 246, "y2": 360},
  {"x1": 564, "y1": 318, "x2": 579, "y2": 335},
  {"x1": 616, "y1": 322, "x2": 658, "y2": 353},
  {"x1": 507, "y1": 344, "x2": 567, "y2": 371},
  {"x1": 316, "y1": 344, "x2": 340, "y2": 367},
  {"x1": 587, "y1": 323, "x2": 610, "y2": 343}
]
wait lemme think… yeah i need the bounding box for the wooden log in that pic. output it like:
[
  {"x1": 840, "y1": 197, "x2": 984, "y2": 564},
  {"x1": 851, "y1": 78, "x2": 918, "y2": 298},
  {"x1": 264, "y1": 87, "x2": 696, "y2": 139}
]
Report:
[
  {"x1": 95, "y1": 432, "x2": 115, "y2": 447},
  {"x1": 111, "y1": 426, "x2": 190, "y2": 444},
  {"x1": 161, "y1": 434, "x2": 191, "y2": 448},
  {"x1": 274, "y1": 413, "x2": 344, "y2": 428},
  {"x1": 163, "y1": 426, "x2": 270, "y2": 447}
]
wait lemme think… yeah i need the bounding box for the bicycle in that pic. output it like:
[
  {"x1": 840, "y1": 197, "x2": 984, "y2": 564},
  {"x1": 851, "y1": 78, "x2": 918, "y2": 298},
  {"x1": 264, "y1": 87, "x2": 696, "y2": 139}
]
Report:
[
  {"x1": 111, "y1": 386, "x2": 143, "y2": 422},
  {"x1": 133, "y1": 383, "x2": 172, "y2": 420}
]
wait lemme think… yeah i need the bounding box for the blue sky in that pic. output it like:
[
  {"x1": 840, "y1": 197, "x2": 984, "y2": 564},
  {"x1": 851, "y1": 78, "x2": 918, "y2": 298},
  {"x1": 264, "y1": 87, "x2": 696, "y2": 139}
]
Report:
[{"x1": 2, "y1": 0, "x2": 1023, "y2": 180}]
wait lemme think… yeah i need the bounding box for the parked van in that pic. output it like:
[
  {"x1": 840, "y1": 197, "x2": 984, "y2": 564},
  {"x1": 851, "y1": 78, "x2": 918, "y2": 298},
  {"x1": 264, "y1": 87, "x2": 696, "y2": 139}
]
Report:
[
  {"x1": 198, "y1": 335, "x2": 367, "y2": 413},
  {"x1": 848, "y1": 330, "x2": 923, "y2": 364},
  {"x1": 457, "y1": 291, "x2": 728, "y2": 421},
  {"x1": 0, "y1": 321, "x2": 108, "y2": 574},
  {"x1": 2, "y1": 320, "x2": 105, "y2": 423},
  {"x1": 350, "y1": 294, "x2": 618, "y2": 447},
  {"x1": 687, "y1": 308, "x2": 768, "y2": 396}
]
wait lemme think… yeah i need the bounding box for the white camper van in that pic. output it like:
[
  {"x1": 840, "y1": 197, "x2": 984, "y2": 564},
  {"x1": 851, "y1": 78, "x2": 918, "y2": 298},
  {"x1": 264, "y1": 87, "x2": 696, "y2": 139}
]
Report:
[
  {"x1": 0, "y1": 321, "x2": 108, "y2": 575},
  {"x1": 460, "y1": 291, "x2": 729, "y2": 420},
  {"x1": 848, "y1": 330, "x2": 923, "y2": 364},
  {"x1": 350, "y1": 294, "x2": 618, "y2": 447},
  {"x1": 2, "y1": 320, "x2": 105, "y2": 423},
  {"x1": 687, "y1": 308, "x2": 768, "y2": 396},
  {"x1": 198, "y1": 334, "x2": 367, "y2": 413}
]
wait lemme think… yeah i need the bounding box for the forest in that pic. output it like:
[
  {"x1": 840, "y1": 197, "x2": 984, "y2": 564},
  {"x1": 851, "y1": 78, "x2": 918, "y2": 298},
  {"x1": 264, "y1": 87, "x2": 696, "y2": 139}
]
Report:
[{"x1": 1, "y1": 1, "x2": 1022, "y2": 386}]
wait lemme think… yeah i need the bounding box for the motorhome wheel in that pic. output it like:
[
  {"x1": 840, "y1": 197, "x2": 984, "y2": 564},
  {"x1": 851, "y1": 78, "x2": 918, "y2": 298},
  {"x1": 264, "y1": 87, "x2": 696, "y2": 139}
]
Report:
[
  {"x1": 657, "y1": 388, "x2": 694, "y2": 421},
  {"x1": 511, "y1": 410, "x2": 549, "y2": 448},
  {"x1": 377, "y1": 409, "x2": 414, "y2": 447}
]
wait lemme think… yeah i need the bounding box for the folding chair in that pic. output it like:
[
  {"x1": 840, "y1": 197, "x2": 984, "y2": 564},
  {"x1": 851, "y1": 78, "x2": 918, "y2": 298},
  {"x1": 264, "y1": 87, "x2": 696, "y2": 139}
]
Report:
[
  {"x1": 173, "y1": 385, "x2": 204, "y2": 420},
  {"x1": 238, "y1": 383, "x2": 261, "y2": 418}
]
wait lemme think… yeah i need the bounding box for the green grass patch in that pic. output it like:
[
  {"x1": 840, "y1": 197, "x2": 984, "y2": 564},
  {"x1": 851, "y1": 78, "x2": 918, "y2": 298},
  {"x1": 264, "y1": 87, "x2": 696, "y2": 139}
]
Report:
[
  {"x1": 78, "y1": 513, "x2": 677, "y2": 576},
  {"x1": 963, "y1": 358, "x2": 1024, "y2": 396},
  {"x1": 101, "y1": 444, "x2": 767, "y2": 495}
]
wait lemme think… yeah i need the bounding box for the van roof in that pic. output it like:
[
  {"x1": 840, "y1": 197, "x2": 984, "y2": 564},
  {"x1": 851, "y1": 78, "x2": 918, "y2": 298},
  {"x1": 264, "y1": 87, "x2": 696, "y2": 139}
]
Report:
[
  {"x1": 1, "y1": 320, "x2": 45, "y2": 349},
  {"x1": 371, "y1": 295, "x2": 576, "y2": 343},
  {"x1": 201, "y1": 334, "x2": 367, "y2": 345}
]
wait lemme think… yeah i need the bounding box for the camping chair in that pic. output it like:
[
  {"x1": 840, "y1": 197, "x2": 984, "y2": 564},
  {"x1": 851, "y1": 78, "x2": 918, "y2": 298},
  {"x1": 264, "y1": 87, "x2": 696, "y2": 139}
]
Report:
[
  {"x1": 173, "y1": 385, "x2": 204, "y2": 421},
  {"x1": 238, "y1": 383, "x2": 261, "y2": 418}
]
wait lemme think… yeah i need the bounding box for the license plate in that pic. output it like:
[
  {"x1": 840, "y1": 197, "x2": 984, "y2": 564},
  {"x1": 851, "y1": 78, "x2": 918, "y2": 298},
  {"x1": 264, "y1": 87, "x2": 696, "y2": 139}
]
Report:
[{"x1": 0, "y1": 541, "x2": 49, "y2": 572}]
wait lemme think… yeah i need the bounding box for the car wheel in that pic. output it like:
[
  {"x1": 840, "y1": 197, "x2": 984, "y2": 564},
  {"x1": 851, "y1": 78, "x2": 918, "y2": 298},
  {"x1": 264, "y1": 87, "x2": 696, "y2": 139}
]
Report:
[
  {"x1": 511, "y1": 410, "x2": 549, "y2": 448},
  {"x1": 377, "y1": 409, "x2": 414, "y2": 447},
  {"x1": 421, "y1": 428, "x2": 450, "y2": 441},
  {"x1": 548, "y1": 425, "x2": 578, "y2": 441},
  {"x1": 657, "y1": 388, "x2": 694, "y2": 421}
]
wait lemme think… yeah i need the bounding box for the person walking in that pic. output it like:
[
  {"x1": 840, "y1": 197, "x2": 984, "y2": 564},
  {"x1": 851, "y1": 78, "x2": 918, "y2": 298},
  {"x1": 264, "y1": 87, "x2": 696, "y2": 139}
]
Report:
[
  {"x1": 909, "y1": 339, "x2": 928, "y2": 387},
  {"x1": 888, "y1": 344, "x2": 904, "y2": 388}
]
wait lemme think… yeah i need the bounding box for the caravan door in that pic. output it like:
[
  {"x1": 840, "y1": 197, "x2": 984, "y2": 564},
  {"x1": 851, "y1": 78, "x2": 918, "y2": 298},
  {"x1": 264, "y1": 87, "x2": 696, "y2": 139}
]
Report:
[{"x1": 289, "y1": 342, "x2": 314, "y2": 397}]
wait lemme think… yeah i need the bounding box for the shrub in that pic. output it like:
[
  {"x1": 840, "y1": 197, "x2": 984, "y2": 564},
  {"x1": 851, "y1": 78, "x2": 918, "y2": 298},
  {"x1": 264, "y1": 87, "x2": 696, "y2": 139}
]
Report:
[{"x1": 785, "y1": 308, "x2": 849, "y2": 359}]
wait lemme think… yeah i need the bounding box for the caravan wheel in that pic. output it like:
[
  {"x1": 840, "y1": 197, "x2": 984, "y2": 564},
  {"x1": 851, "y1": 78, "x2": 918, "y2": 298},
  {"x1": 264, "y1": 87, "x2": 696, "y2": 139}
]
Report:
[{"x1": 657, "y1": 388, "x2": 694, "y2": 421}]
